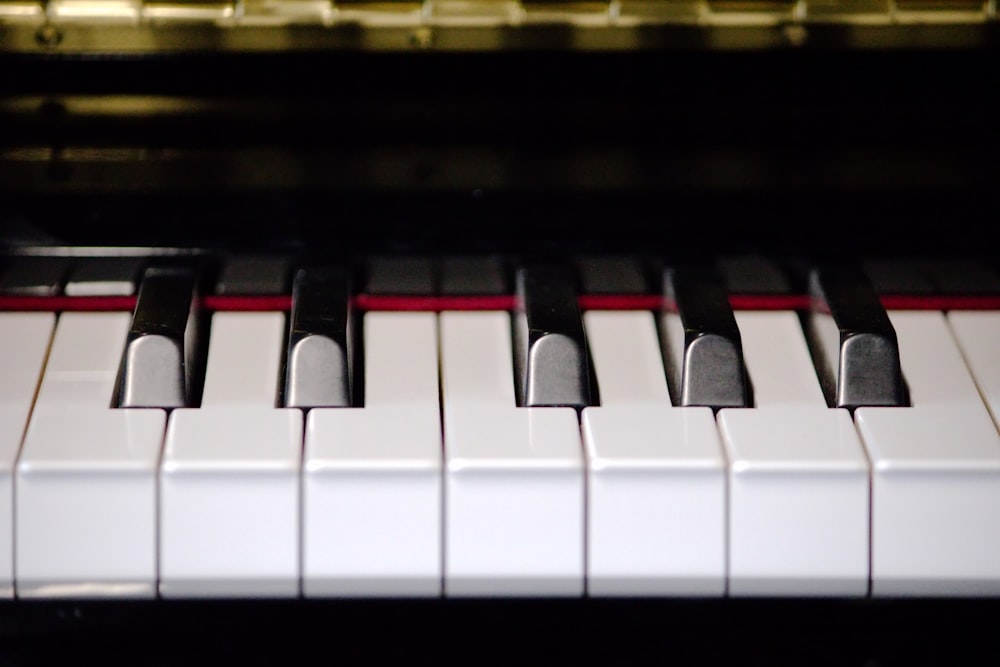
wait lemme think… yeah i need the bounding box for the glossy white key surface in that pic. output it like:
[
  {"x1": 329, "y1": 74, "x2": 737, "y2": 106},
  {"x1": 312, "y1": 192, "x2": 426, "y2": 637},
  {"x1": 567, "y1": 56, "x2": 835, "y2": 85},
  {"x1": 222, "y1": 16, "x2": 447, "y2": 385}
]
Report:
[
  {"x1": 441, "y1": 311, "x2": 516, "y2": 405},
  {"x1": 0, "y1": 314, "x2": 55, "y2": 598},
  {"x1": 948, "y1": 311, "x2": 1000, "y2": 431},
  {"x1": 583, "y1": 311, "x2": 670, "y2": 406},
  {"x1": 304, "y1": 313, "x2": 441, "y2": 597},
  {"x1": 719, "y1": 407, "x2": 869, "y2": 596},
  {"x1": 719, "y1": 312, "x2": 869, "y2": 596},
  {"x1": 362, "y1": 312, "x2": 439, "y2": 407},
  {"x1": 583, "y1": 406, "x2": 724, "y2": 595},
  {"x1": 582, "y1": 311, "x2": 725, "y2": 596},
  {"x1": 0, "y1": 315, "x2": 54, "y2": 467},
  {"x1": 36, "y1": 311, "x2": 128, "y2": 408},
  {"x1": 856, "y1": 311, "x2": 1000, "y2": 595},
  {"x1": 17, "y1": 411, "x2": 165, "y2": 599},
  {"x1": 735, "y1": 311, "x2": 826, "y2": 408},
  {"x1": 16, "y1": 312, "x2": 166, "y2": 599},
  {"x1": 160, "y1": 408, "x2": 302, "y2": 597},
  {"x1": 160, "y1": 311, "x2": 301, "y2": 597},
  {"x1": 441, "y1": 312, "x2": 583, "y2": 596},
  {"x1": 199, "y1": 312, "x2": 285, "y2": 407}
]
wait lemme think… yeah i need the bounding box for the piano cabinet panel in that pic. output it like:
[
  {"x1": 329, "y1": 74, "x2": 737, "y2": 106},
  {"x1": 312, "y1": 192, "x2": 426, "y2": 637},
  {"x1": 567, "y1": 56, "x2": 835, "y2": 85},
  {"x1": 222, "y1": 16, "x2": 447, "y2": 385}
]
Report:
[{"x1": 1, "y1": 597, "x2": 998, "y2": 665}]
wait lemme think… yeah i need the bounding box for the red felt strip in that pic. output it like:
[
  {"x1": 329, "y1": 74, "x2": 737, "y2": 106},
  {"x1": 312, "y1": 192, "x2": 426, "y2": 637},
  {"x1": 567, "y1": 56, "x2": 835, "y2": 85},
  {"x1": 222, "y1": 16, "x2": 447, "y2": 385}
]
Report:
[
  {"x1": 4, "y1": 293, "x2": 1000, "y2": 313},
  {"x1": 354, "y1": 294, "x2": 518, "y2": 312}
]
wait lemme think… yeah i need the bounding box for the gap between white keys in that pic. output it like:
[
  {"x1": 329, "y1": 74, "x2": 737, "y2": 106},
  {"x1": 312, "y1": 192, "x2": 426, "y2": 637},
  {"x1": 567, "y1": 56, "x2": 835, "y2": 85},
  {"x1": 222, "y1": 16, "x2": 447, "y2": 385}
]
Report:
[
  {"x1": 1, "y1": 313, "x2": 56, "y2": 599},
  {"x1": 948, "y1": 311, "x2": 1000, "y2": 432}
]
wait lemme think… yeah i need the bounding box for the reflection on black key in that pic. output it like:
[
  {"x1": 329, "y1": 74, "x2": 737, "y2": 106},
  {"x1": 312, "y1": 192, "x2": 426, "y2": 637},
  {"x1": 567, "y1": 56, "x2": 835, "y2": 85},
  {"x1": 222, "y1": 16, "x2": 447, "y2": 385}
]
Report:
[
  {"x1": 660, "y1": 267, "x2": 751, "y2": 409},
  {"x1": 284, "y1": 267, "x2": 354, "y2": 409},
  {"x1": 118, "y1": 267, "x2": 199, "y2": 408},
  {"x1": 513, "y1": 265, "x2": 593, "y2": 409},
  {"x1": 215, "y1": 255, "x2": 291, "y2": 296},
  {"x1": 65, "y1": 257, "x2": 144, "y2": 296},
  {"x1": 805, "y1": 265, "x2": 908, "y2": 410}
]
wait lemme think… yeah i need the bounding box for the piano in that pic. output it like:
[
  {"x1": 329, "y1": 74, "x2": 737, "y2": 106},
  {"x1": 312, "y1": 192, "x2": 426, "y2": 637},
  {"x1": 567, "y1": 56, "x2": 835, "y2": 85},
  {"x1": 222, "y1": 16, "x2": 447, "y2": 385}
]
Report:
[{"x1": 2, "y1": 2, "x2": 1000, "y2": 664}]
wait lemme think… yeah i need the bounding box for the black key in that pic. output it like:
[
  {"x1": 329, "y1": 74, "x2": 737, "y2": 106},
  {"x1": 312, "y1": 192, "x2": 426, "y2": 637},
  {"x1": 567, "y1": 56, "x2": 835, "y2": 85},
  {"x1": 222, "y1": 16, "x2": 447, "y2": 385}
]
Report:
[
  {"x1": 284, "y1": 267, "x2": 355, "y2": 409},
  {"x1": 215, "y1": 255, "x2": 291, "y2": 295},
  {"x1": 862, "y1": 258, "x2": 935, "y2": 295},
  {"x1": 117, "y1": 267, "x2": 199, "y2": 409},
  {"x1": 0, "y1": 256, "x2": 71, "y2": 295},
  {"x1": 441, "y1": 256, "x2": 506, "y2": 295},
  {"x1": 365, "y1": 256, "x2": 436, "y2": 295},
  {"x1": 863, "y1": 258, "x2": 1000, "y2": 296},
  {"x1": 65, "y1": 257, "x2": 144, "y2": 296},
  {"x1": 575, "y1": 256, "x2": 649, "y2": 294},
  {"x1": 660, "y1": 266, "x2": 751, "y2": 409},
  {"x1": 716, "y1": 254, "x2": 792, "y2": 294},
  {"x1": 922, "y1": 258, "x2": 1000, "y2": 295},
  {"x1": 805, "y1": 265, "x2": 908, "y2": 410},
  {"x1": 513, "y1": 265, "x2": 593, "y2": 409}
]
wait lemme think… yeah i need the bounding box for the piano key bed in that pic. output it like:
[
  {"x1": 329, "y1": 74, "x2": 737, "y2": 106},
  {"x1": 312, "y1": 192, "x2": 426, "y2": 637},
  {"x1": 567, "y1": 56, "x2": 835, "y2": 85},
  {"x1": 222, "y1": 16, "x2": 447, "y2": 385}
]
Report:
[{"x1": 1, "y1": 252, "x2": 1000, "y2": 664}]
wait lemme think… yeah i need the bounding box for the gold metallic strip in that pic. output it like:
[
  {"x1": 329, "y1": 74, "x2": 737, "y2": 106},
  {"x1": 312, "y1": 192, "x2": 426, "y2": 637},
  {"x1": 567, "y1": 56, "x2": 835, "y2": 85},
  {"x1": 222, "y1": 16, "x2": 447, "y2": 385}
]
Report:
[{"x1": 0, "y1": 11, "x2": 995, "y2": 53}]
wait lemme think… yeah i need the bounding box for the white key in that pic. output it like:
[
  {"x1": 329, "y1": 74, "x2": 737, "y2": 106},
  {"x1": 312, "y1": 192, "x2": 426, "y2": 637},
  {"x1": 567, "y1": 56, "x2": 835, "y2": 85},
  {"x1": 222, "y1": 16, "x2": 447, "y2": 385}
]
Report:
[
  {"x1": 0, "y1": 314, "x2": 55, "y2": 598},
  {"x1": 855, "y1": 311, "x2": 1000, "y2": 596},
  {"x1": 199, "y1": 312, "x2": 284, "y2": 406},
  {"x1": 583, "y1": 311, "x2": 670, "y2": 407},
  {"x1": 441, "y1": 312, "x2": 583, "y2": 596},
  {"x1": 581, "y1": 311, "x2": 725, "y2": 596},
  {"x1": 718, "y1": 312, "x2": 869, "y2": 596},
  {"x1": 161, "y1": 312, "x2": 302, "y2": 597},
  {"x1": 948, "y1": 311, "x2": 1000, "y2": 431},
  {"x1": 16, "y1": 313, "x2": 166, "y2": 599},
  {"x1": 735, "y1": 311, "x2": 826, "y2": 409},
  {"x1": 304, "y1": 313, "x2": 441, "y2": 597},
  {"x1": 36, "y1": 311, "x2": 127, "y2": 408}
]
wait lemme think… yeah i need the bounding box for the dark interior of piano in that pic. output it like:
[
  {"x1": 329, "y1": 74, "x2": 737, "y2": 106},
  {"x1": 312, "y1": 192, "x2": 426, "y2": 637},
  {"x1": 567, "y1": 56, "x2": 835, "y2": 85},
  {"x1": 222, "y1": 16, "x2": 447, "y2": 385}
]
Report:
[{"x1": 2, "y1": 4, "x2": 1000, "y2": 665}]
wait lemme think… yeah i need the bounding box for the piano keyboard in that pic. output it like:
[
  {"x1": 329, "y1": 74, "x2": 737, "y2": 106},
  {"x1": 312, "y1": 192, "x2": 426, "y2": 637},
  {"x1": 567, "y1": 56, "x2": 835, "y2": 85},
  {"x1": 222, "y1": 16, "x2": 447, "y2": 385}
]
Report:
[{"x1": 2, "y1": 252, "x2": 1000, "y2": 600}]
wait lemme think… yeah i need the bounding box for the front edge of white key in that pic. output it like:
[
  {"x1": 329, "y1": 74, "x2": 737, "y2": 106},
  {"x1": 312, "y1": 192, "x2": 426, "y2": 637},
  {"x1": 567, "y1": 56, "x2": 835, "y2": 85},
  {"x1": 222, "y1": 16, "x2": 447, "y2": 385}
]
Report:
[
  {"x1": 160, "y1": 407, "x2": 303, "y2": 598},
  {"x1": 445, "y1": 407, "x2": 584, "y2": 597},
  {"x1": 583, "y1": 405, "x2": 726, "y2": 596}
]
